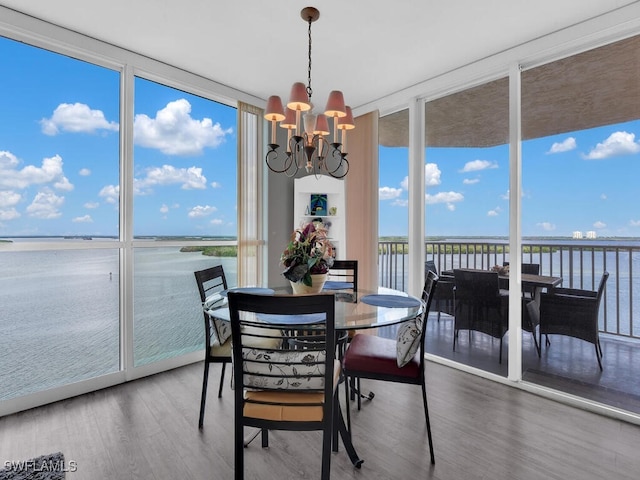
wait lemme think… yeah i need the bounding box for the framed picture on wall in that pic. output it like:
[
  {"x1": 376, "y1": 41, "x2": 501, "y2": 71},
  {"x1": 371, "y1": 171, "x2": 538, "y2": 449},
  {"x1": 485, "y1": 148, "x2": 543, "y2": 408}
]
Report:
[{"x1": 310, "y1": 194, "x2": 327, "y2": 216}]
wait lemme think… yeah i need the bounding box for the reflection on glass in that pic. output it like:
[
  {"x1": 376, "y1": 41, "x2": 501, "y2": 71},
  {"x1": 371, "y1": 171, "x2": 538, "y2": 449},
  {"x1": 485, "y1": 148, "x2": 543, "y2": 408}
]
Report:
[
  {"x1": 133, "y1": 247, "x2": 238, "y2": 366},
  {"x1": 0, "y1": 249, "x2": 120, "y2": 400}
]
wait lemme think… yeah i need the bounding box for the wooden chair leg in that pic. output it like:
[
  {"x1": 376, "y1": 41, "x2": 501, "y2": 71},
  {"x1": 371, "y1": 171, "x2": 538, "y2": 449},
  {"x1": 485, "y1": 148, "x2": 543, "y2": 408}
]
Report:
[
  {"x1": 199, "y1": 361, "x2": 210, "y2": 429},
  {"x1": 217, "y1": 361, "x2": 226, "y2": 398},
  {"x1": 343, "y1": 374, "x2": 352, "y2": 433},
  {"x1": 421, "y1": 380, "x2": 435, "y2": 464},
  {"x1": 234, "y1": 422, "x2": 244, "y2": 480},
  {"x1": 595, "y1": 343, "x2": 603, "y2": 371}
]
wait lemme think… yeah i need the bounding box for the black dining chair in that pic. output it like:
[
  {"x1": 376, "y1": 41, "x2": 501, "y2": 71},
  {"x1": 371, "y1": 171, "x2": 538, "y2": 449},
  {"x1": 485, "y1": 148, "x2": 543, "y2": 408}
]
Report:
[
  {"x1": 529, "y1": 271, "x2": 609, "y2": 370},
  {"x1": 426, "y1": 260, "x2": 455, "y2": 320},
  {"x1": 227, "y1": 291, "x2": 361, "y2": 479},
  {"x1": 193, "y1": 265, "x2": 231, "y2": 429},
  {"x1": 342, "y1": 271, "x2": 438, "y2": 465},
  {"x1": 325, "y1": 259, "x2": 358, "y2": 294},
  {"x1": 453, "y1": 268, "x2": 509, "y2": 363}
]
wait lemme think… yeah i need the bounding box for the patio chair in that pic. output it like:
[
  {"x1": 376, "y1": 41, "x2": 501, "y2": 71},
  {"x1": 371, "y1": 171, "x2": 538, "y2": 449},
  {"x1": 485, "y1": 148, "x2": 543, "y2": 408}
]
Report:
[
  {"x1": 426, "y1": 260, "x2": 455, "y2": 320},
  {"x1": 529, "y1": 271, "x2": 609, "y2": 370},
  {"x1": 227, "y1": 291, "x2": 361, "y2": 479},
  {"x1": 342, "y1": 271, "x2": 438, "y2": 464},
  {"x1": 194, "y1": 265, "x2": 231, "y2": 429},
  {"x1": 453, "y1": 269, "x2": 509, "y2": 363}
]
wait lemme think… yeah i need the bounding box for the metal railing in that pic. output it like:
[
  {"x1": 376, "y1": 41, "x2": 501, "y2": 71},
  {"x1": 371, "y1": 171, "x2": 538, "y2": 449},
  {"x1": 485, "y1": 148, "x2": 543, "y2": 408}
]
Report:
[{"x1": 379, "y1": 239, "x2": 640, "y2": 339}]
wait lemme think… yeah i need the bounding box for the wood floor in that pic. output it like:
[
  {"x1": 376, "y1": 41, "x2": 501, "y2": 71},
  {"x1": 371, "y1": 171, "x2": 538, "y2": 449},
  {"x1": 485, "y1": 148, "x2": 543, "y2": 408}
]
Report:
[{"x1": 1, "y1": 359, "x2": 639, "y2": 479}]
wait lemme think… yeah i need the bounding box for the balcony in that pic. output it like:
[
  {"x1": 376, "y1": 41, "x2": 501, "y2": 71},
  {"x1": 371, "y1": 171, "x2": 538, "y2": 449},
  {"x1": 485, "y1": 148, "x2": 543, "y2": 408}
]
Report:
[{"x1": 378, "y1": 238, "x2": 640, "y2": 415}]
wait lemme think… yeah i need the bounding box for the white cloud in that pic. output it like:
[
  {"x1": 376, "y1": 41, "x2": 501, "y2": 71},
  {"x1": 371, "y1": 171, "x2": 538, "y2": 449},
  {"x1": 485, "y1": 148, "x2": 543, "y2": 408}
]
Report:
[
  {"x1": 463, "y1": 178, "x2": 479, "y2": 185},
  {"x1": 99, "y1": 184, "x2": 120, "y2": 204},
  {"x1": 134, "y1": 99, "x2": 233, "y2": 156},
  {"x1": 188, "y1": 205, "x2": 218, "y2": 218},
  {"x1": 160, "y1": 204, "x2": 169, "y2": 214},
  {"x1": 547, "y1": 137, "x2": 576, "y2": 154},
  {"x1": 41, "y1": 103, "x2": 119, "y2": 136},
  {"x1": 379, "y1": 186, "x2": 403, "y2": 200},
  {"x1": 629, "y1": 220, "x2": 640, "y2": 227},
  {"x1": 0, "y1": 208, "x2": 20, "y2": 221},
  {"x1": 136, "y1": 165, "x2": 207, "y2": 192},
  {"x1": 593, "y1": 221, "x2": 606, "y2": 229},
  {"x1": 0, "y1": 190, "x2": 21, "y2": 208},
  {"x1": 601, "y1": 193, "x2": 607, "y2": 200},
  {"x1": 424, "y1": 163, "x2": 441, "y2": 186},
  {"x1": 210, "y1": 181, "x2": 221, "y2": 188},
  {"x1": 391, "y1": 199, "x2": 408, "y2": 207},
  {"x1": 400, "y1": 163, "x2": 441, "y2": 190},
  {"x1": 582, "y1": 131, "x2": 640, "y2": 159},
  {"x1": 210, "y1": 218, "x2": 224, "y2": 225},
  {"x1": 72, "y1": 215, "x2": 93, "y2": 223},
  {"x1": 79, "y1": 168, "x2": 91, "y2": 176},
  {"x1": 487, "y1": 206, "x2": 502, "y2": 216},
  {"x1": 0, "y1": 151, "x2": 19, "y2": 169},
  {"x1": 26, "y1": 189, "x2": 64, "y2": 219},
  {"x1": 0, "y1": 153, "x2": 73, "y2": 191},
  {"x1": 84, "y1": 202, "x2": 100, "y2": 209},
  {"x1": 460, "y1": 160, "x2": 498, "y2": 173},
  {"x1": 537, "y1": 222, "x2": 556, "y2": 231},
  {"x1": 426, "y1": 191, "x2": 464, "y2": 210}
]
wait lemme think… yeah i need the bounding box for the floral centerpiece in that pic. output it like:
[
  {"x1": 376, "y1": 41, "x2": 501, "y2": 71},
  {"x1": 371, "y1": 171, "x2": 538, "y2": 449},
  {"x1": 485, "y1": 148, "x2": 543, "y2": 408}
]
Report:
[{"x1": 281, "y1": 220, "x2": 334, "y2": 287}]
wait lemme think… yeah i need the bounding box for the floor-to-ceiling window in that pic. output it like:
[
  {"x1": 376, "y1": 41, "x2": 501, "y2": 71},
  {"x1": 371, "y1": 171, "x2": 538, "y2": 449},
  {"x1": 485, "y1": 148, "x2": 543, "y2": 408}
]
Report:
[
  {"x1": 423, "y1": 78, "x2": 511, "y2": 376},
  {"x1": 378, "y1": 109, "x2": 410, "y2": 291},
  {"x1": 131, "y1": 77, "x2": 237, "y2": 367},
  {"x1": 0, "y1": 33, "x2": 241, "y2": 410},
  {"x1": 519, "y1": 34, "x2": 640, "y2": 413},
  {"x1": 0, "y1": 36, "x2": 121, "y2": 400}
]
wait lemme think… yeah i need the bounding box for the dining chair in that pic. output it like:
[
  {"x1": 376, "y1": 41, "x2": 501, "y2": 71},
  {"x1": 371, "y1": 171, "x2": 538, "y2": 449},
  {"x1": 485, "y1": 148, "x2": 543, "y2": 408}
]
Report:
[
  {"x1": 426, "y1": 259, "x2": 455, "y2": 321},
  {"x1": 342, "y1": 271, "x2": 438, "y2": 465},
  {"x1": 227, "y1": 291, "x2": 360, "y2": 479},
  {"x1": 529, "y1": 271, "x2": 609, "y2": 370},
  {"x1": 503, "y1": 262, "x2": 542, "y2": 355},
  {"x1": 453, "y1": 268, "x2": 509, "y2": 363},
  {"x1": 325, "y1": 259, "x2": 358, "y2": 293},
  {"x1": 193, "y1": 265, "x2": 232, "y2": 429}
]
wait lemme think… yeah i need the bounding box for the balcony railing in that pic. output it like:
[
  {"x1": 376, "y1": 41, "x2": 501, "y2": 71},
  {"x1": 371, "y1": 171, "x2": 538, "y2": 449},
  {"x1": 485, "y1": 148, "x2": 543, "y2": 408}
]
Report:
[{"x1": 379, "y1": 239, "x2": 640, "y2": 340}]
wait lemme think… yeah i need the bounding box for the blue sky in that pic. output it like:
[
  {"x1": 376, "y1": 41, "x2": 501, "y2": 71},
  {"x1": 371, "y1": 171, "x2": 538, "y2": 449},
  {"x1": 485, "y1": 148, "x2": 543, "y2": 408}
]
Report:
[
  {"x1": 379, "y1": 120, "x2": 640, "y2": 238},
  {"x1": 0, "y1": 37, "x2": 237, "y2": 238},
  {"x1": 2, "y1": 36, "x2": 639, "y2": 239}
]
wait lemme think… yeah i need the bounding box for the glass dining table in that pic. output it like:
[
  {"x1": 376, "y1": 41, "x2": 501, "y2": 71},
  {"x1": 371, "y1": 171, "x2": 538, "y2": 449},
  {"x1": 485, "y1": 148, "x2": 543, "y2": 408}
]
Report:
[
  {"x1": 203, "y1": 285, "x2": 423, "y2": 332},
  {"x1": 202, "y1": 284, "x2": 423, "y2": 468}
]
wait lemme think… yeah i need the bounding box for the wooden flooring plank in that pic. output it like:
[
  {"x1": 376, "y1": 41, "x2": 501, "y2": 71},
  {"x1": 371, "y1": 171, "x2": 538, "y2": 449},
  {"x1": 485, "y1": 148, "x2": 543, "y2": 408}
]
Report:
[{"x1": 1, "y1": 361, "x2": 640, "y2": 479}]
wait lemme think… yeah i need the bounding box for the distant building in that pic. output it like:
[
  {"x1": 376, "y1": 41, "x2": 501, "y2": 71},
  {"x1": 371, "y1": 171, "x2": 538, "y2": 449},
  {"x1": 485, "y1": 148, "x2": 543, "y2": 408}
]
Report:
[
  {"x1": 573, "y1": 231, "x2": 583, "y2": 239},
  {"x1": 586, "y1": 230, "x2": 597, "y2": 239}
]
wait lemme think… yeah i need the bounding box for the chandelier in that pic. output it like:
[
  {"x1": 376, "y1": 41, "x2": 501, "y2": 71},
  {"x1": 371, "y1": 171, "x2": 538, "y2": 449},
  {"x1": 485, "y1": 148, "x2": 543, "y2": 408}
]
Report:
[{"x1": 264, "y1": 6, "x2": 354, "y2": 179}]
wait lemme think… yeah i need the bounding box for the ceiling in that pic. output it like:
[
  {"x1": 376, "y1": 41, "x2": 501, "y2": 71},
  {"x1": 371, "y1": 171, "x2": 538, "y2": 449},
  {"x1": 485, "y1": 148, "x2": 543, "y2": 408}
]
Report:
[{"x1": 0, "y1": 0, "x2": 637, "y2": 113}]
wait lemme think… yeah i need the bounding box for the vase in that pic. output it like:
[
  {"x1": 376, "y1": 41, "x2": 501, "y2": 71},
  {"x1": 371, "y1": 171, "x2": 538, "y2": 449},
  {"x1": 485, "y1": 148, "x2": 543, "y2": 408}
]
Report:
[{"x1": 290, "y1": 273, "x2": 328, "y2": 294}]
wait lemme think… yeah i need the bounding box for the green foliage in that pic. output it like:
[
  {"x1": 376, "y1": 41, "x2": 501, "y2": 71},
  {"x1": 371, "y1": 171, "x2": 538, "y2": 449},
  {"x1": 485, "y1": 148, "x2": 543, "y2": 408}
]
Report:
[{"x1": 179, "y1": 245, "x2": 238, "y2": 257}]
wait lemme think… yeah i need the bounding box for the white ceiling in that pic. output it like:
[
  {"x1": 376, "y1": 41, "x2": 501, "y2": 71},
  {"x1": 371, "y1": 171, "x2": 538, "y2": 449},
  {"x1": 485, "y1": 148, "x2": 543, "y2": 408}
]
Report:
[{"x1": 0, "y1": 0, "x2": 637, "y2": 110}]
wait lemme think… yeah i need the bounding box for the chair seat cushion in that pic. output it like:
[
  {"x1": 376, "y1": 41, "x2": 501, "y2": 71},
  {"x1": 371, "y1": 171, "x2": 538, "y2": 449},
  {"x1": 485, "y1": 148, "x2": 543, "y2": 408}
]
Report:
[
  {"x1": 210, "y1": 338, "x2": 232, "y2": 357},
  {"x1": 244, "y1": 391, "x2": 326, "y2": 421},
  {"x1": 344, "y1": 334, "x2": 420, "y2": 378},
  {"x1": 243, "y1": 360, "x2": 341, "y2": 421}
]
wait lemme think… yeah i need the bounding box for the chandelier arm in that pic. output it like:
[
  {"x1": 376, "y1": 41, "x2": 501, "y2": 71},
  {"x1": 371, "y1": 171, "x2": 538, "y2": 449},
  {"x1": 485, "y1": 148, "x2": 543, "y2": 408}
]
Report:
[{"x1": 266, "y1": 147, "x2": 298, "y2": 176}]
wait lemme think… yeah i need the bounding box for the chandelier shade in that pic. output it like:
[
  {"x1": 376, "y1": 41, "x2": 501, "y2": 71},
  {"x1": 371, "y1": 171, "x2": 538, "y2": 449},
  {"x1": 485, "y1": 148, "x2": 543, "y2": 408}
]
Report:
[{"x1": 264, "y1": 6, "x2": 353, "y2": 178}]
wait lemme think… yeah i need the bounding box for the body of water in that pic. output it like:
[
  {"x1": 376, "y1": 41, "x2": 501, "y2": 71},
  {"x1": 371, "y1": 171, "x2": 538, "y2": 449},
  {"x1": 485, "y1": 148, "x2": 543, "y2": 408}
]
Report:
[{"x1": 0, "y1": 243, "x2": 237, "y2": 401}]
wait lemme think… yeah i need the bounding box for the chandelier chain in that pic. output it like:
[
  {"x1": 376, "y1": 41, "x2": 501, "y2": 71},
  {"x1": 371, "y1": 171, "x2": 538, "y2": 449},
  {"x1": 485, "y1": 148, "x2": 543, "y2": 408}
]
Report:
[{"x1": 306, "y1": 16, "x2": 313, "y2": 100}]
